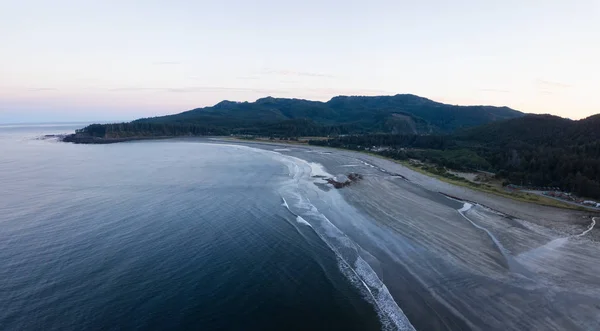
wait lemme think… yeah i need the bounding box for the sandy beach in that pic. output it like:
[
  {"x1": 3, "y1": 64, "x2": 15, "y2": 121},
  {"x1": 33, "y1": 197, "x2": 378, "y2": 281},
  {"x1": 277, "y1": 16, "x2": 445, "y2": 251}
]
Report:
[{"x1": 215, "y1": 138, "x2": 600, "y2": 331}]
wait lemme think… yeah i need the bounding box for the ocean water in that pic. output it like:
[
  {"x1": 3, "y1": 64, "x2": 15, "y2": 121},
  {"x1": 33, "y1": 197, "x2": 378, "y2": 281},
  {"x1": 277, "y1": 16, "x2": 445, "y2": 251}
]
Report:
[{"x1": 0, "y1": 125, "x2": 407, "y2": 331}]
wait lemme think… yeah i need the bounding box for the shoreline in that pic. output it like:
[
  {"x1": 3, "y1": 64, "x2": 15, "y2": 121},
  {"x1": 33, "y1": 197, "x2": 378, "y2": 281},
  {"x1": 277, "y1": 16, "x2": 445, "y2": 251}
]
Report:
[
  {"x1": 60, "y1": 133, "x2": 599, "y2": 235},
  {"x1": 218, "y1": 138, "x2": 599, "y2": 225},
  {"x1": 222, "y1": 137, "x2": 600, "y2": 214},
  {"x1": 61, "y1": 134, "x2": 599, "y2": 214},
  {"x1": 62, "y1": 134, "x2": 598, "y2": 233},
  {"x1": 254, "y1": 140, "x2": 600, "y2": 330},
  {"x1": 58, "y1": 136, "x2": 600, "y2": 329}
]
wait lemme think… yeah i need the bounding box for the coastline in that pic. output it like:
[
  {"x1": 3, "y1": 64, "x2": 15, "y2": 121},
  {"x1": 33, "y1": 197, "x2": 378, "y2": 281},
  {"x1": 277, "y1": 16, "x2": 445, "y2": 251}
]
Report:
[
  {"x1": 214, "y1": 138, "x2": 600, "y2": 330},
  {"x1": 94, "y1": 134, "x2": 597, "y2": 238},
  {"x1": 222, "y1": 137, "x2": 598, "y2": 213},
  {"x1": 218, "y1": 138, "x2": 599, "y2": 226},
  {"x1": 61, "y1": 134, "x2": 599, "y2": 213},
  {"x1": 60, "y1": 136, "x2": 600, "y2": 330},
  {"x1": 61, "y1": 134, "x2": 178, "y2": 144}
]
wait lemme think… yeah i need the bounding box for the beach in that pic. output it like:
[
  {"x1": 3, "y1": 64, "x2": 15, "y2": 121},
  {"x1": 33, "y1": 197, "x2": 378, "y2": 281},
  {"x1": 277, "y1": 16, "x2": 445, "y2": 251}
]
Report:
[
  {"x1": 6, "y1": 127, "x2": 598, "y2": 331},
  {"x1": 220, "y1": 138, "x2": 600, "y2": 330}
]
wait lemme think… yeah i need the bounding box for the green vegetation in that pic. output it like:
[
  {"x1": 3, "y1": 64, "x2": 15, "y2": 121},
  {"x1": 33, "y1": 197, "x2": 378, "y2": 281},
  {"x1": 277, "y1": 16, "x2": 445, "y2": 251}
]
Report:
[
  {"x1": 310, "y1": 114, "x2": 600, "y2": 199},
  {"x1": 77, "y1": 94, "x2": 521, "y2": 138},
  {"x1": 75, "y1": 122, "x2": 228, "y2": 137},
  {"x1": 399, "y1": 160, "x2": 585, "y2": 210},
  {"x1": 64, "y1": 94, "x2": 599, "y2": 201}
]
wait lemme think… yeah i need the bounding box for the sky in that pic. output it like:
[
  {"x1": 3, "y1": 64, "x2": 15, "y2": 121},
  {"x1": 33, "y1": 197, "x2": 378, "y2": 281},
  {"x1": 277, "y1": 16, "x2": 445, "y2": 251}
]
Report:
[{"x1": 1, "y1": 0, "x2": 599, "y2": 123}]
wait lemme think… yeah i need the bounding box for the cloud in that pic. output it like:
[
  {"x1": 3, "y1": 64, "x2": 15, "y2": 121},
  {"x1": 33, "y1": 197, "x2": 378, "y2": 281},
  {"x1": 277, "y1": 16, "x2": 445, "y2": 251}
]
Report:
[
  {"x1": 299, "y1": 87, "x2": 388, "y2": 95},
  {"x1": 236, "y1": 76, "x2": 260, "y2": 80},
  {"x1": 166, "y1": 87, "x2": 288, "y2": 94},
  {"x1": 108, "y1": 86, "x2": 289, "y2": 94},
  {"x1": 106, "y1": 86, "x2": 389, "y2": 97},
  {"x1": 262, "y1": 69, "x2": 336, "y2": 78},
  {"x1": 27, "y1": 88, "x2": 58, "y2": 92},
  {"x1": 536, "y1": 79, "x2": 572, "y2": 89},
  {"x1": 479, "y1": 88, "x2": 511, "y2": 93},
  {"x1": 108, "y1": 87, "x2": 163, "y2": 92},
  {"x1": 538, "y1": 90, "x2": 555, "y2": 95},
  {"x1": 152, "y1": 61, "x2": 181, "y2": 65}
]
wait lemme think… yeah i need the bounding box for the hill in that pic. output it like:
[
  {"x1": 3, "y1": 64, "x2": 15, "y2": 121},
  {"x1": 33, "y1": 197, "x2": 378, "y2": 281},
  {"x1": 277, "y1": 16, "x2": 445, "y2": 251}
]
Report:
[
  {"x1": 459, "y1": 114, "x2": 600, "y2": 198},
  {"x1": 65, "y1": 94, "x2": 523, "y2": 142},
  {"x1": 134, "y1": 94, "x2": 522, "y2": 135}
]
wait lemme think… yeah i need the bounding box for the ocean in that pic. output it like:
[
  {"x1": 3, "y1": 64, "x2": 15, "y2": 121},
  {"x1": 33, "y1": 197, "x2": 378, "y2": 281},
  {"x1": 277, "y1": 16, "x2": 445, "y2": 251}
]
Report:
[{"x1": 0, "y1": 124, "x2": 412, "y2": 331}]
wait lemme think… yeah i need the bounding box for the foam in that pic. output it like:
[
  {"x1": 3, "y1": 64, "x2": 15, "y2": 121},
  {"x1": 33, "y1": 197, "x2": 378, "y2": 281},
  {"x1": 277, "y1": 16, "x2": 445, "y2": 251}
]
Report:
[
  {"x1": 283, "y1": 189, "x2": 415, "y2": 331},
  {"x1": 360, "y1": 160, "x2": 376, "y2": 168},
  {"x1": 458, "y1": 202, "x2": 473, "y2": 213},
  {"x1": 296, "y1": 216, "x2": 312, "y2": 227},
  {"x1": 308, "y1": 162, "x2": 333, "y2": 178},
  {"x1": 204, "y1": 141, "x2": 415, "y2": 330},
  {"x1": 576, "y1": 217, "x2": 596, "y2": 237},
  {"x1": 281, "y1": 196, "x2": 290, "y2": 209}
]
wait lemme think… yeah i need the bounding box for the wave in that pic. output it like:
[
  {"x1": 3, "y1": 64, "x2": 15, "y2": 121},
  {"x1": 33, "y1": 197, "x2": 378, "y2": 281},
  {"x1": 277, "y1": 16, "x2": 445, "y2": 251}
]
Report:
[
  {"x1": 207, "y1": 142, "x2": 415, "y2": 330},
  {"x1": 295, "y1": 216, "x2": 311, "y2": 227},
  {"x1": 281, "y1": 196, "x2": 290, "y2": 209},
  {"x1": 279, "y1": 188, "x2": 414, "y2": 330},
  {"x1": 307, "y1": 162, "x2": 332, "y2": 178},
  {"x1": 281, "y1": 196, "x2": 313, "y2": 228}
]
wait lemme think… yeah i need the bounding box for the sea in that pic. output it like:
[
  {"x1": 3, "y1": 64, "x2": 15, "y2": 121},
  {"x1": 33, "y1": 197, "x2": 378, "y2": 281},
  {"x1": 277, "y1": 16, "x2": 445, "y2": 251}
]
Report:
[{"x1": 0, "y1": 124, "x2": 413, "y2": 331}]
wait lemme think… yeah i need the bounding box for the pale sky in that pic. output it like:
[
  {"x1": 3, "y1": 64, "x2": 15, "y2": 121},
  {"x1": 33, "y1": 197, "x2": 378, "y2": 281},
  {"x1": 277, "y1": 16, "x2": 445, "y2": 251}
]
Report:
[{"x1": 1, "y1": 0, "x2": 599, "y2": 123}]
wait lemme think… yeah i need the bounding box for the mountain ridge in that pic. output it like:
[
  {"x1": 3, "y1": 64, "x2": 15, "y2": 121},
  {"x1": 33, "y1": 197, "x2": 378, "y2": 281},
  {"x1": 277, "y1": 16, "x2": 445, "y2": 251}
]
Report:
[
  {"x1": 129, "y1": 93, "x2": 523, "y2": 135},
  {"x1": 64, "y1": 93, "x2": 525, "y2": 143}
]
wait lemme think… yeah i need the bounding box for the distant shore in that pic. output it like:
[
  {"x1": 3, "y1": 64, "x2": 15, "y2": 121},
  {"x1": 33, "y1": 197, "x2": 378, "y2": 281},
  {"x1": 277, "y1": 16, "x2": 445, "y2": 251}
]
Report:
[{"x1": 61, "y1": 134, "x2": 178, "y2": 144}]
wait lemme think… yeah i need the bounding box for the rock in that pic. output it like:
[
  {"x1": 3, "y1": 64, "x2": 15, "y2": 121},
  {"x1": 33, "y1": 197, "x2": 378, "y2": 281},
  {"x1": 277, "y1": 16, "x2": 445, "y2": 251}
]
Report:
[{"x1": 326, "y1": 173, "x2": 363, "y2": 189}]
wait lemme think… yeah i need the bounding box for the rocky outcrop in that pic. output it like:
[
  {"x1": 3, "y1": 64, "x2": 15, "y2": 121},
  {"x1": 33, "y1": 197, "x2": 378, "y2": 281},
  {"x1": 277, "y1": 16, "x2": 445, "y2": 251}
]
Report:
[{"x1": 326, "y1": 173, "x2": 363, "y2": 189}]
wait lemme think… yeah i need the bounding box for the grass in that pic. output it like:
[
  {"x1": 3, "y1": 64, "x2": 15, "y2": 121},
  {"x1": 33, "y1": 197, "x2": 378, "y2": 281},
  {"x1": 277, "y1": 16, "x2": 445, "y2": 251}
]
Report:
[{"x1": 394, "y1": 159, "x2": 587, "y2": 211}]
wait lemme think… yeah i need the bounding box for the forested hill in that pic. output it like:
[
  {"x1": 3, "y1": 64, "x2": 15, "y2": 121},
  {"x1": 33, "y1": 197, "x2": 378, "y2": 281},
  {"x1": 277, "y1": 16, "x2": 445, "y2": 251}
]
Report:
[
  {"x1": 64, "y1": 94, "x2": 523, "y2": 141},
  {"x1": 312, "y1": 114, "x2": 600, "y2": 199},
  {"x1": 458, "y1": 113, "x2": 600, "y2": 146},
  {"x1": 460, "y1": 114, "x2": 600, "y2": 198},
  {"x1": 136, "y1": 94, "x2": 522, "y2": 134}
]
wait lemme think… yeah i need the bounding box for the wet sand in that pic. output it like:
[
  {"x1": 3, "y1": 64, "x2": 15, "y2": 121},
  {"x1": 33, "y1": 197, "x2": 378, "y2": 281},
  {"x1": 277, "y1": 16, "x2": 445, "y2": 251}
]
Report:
[{"x1": 215, "y1": 139, "x2": 600, "y2": 330}]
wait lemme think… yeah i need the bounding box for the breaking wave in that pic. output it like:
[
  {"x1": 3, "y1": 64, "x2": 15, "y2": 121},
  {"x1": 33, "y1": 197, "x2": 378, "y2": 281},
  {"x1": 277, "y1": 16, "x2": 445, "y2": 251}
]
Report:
[
  {"x1": 276, "y1": 154, "x2": 415, "y2": 331},
  {"x1": 210, "y1": 143, "x2": 415, "y2": 330}
]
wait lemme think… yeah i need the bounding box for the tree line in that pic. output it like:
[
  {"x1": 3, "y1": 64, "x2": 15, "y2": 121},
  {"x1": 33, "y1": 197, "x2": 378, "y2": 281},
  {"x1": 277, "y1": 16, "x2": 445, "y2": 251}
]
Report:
[{"x1": 309, "y1": 133, "x2": 600, "y2": 199}]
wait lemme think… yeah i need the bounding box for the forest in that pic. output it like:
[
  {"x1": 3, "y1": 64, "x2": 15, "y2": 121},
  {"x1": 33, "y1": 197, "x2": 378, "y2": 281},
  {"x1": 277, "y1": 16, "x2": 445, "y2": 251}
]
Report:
[{"x1": 310, "y1": 114, "x2": 600, "y2": 199}]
